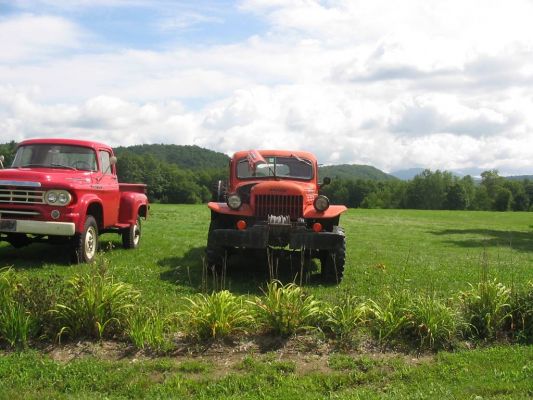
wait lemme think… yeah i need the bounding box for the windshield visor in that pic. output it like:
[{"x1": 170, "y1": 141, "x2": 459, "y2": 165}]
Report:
[
  {"x1": 237, "y1": 156, "x2": 313, "y2": 180},
  {"x1": 12, "y1": 144, "x2": 98, "y2": 171}
]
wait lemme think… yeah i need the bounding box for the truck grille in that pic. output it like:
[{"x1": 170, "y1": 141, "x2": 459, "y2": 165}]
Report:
[
  {"x1": 254, "y1": 194, "x2": 303, "y2": 220},
  {"x1": 0, "y1": 188, "x2": 46, "y2": 204},
  {"x1": 0, "y1": 209, "x2": 41, "y2": 220}
]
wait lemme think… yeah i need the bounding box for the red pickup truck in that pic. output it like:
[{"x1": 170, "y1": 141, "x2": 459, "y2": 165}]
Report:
[{"x1": 0, "y1": 138, "x2": 148, "y2": 263}]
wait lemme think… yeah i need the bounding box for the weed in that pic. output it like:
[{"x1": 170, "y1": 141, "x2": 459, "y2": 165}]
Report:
[
  {"x1": 181, "y1": 290, "x2": 254, "y2": 340},
  {"x1": 253, "y1": 280, "x2": 323, "y2": 336},
  {"x1": 322, "y1": 295, "x2": 370, "y2": 345},
  {"x1": 126, "y1": 306, "x2": 175, "y2": 352},
  {"x1": 508, "y1": 281, "x2": 533, "y2": 343},
  {"x1": 52, "y1": 261, "x2": 140, "y2": 340},
  {"x1": 460, "y1": 279, "x2": 511, "y2": 340},
  {"x1": 404, "y1": 293, "x2": 461, "y2": 350},
  {"x1": 0, "y1": 268, "x2": 36, "y2": 348},
  {"x1": 366, "y1": 290, "x2": 411, "y2": 345}
]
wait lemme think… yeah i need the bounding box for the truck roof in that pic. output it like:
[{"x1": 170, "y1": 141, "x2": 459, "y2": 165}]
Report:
[
  {"x1": 232, "y1": 150, "x2": 317, "y2": 162},
  {"x1": 18, "y1": 138, "x2": 113, "y2": 151}
]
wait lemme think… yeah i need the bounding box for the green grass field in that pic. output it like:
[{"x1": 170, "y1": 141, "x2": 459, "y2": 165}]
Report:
[{"x1": 1, "y1": 205, "x2": 532, "y2": 398}]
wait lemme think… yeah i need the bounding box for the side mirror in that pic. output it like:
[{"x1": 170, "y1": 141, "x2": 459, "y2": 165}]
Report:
[
  {"x1": 319, "y1": 176, "x2": 331, "y2": 189},
  {"x1": 110, "y1": 156, "x2": 117, "y2": 165},
  {"x1": 0, "y1": 155, "x2": 4, "y2": 169}
]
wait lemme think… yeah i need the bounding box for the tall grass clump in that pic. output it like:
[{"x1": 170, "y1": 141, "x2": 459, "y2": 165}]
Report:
[
  {"x1": 403, "y1": 293, "x2": 461, "y2": 350},
  {"x1": 459, "y1": 279, "x2": 511, "y2": 340},
  {"x1": 322, "y1": 295, "x2": 370, "y2": 345},
  {"x1": 367, "y1": 290, "x2": 461, "y2": 350},
  {"x1": 366, "y1": 290, "x2": 411, "y2": 346},
  {"x1": 52, "y1": 262, "x2": 140, "y2": 340},
  {"x1": 253, "y1": 280, "x2": 323, "y2": 336},
  {"x1": 126, "y1": 306, "x2": 176, "y2": 352},
  {"x1": 181, "y1": 290, "x2": 254, "y2": 340},
  {"x1": 0, "y1": 268, "x2": 36, "y2": 348},
  {"x1": 508, "y1": 281, "x2": 533, "y2": 344}
]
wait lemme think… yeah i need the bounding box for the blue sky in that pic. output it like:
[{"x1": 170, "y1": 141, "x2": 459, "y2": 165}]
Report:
[{"x1": 1, "y1": 0, "x2": 533, "y2": 174}]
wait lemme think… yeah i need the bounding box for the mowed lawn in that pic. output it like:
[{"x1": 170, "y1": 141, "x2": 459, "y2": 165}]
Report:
[
  {"x1": 1, "y1": 204, "x2": 532, "y2": 308},
  {"x1": 1, "y1": 205, "x2": 532, "y2": 399}
]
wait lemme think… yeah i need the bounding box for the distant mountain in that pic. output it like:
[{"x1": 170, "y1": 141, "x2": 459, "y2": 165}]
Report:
[
  {"x1": 505, "y1": 175, "x2": 533, "y2": 181},
  {"x1": 390, "y1": 168, "x2": 426, "y2": 180},
  {"x1": 319, "y1": 164, "x2": 397, "y2": 181},
  {"x1": 114, "y1": 144, "x2": 229, "y2": 170},
  {"x1": 391, "y1": 167, "x2": 483, "y2": 180}
]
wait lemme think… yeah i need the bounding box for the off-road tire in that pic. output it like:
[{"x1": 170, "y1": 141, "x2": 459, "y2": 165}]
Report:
[
  {"x1": 122, "y1": 217, "x2": 141, "y2": 249},
  {"x1": 71, "y1": 215, "x2": 99, "y2": 264},
  {"x1": 320, "y1": 227, "x2": 346, "y2": 284},
  {"x1": 205, "y1": 218, "x2": 227, "y2": 274}
]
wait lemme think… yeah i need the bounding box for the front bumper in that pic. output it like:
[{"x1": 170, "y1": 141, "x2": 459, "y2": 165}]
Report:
[
  {"x1": 0, "y1": 219, "x2": 76, "y2": 236},
  {"x1": 209, "y1": 224, "x2": 344, "y2": 250}
]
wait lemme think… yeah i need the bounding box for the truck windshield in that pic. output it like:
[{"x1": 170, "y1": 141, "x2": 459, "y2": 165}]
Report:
[
  {"x1": 237, "y1": 156, "x2": 313, "y2": 180},
  {"x1": 12, "y1": 144, "x2": 98, "y2": 171}
]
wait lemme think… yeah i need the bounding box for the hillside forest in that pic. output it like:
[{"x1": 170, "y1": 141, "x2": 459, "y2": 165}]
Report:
[{"x1": 1, "y1": 141, "x2": 532, "y2": 211}]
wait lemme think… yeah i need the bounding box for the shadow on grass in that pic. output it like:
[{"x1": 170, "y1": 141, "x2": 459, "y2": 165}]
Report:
[
  {"x1": 0, "y1": 237, "x2": 133, "y2": 269},
  {"x1": 158, "y1": 246, "x2": 324, "y2": 295},
  {"x1": 430, "y1": 228, "x2": 533, "y2": 252}
]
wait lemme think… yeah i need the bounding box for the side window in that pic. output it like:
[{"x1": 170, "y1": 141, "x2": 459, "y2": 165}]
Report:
[{"x1": 99, "y1": 151, "x2": 112, "y2": 175}]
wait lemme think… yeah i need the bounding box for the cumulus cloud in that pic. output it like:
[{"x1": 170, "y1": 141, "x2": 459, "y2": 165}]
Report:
[
  {"x1": 0, "y1": 14, "x2": 86, "y2": 63},
  {"x1": 2, "y1": 1, "x2": 533, "y2": 174}
]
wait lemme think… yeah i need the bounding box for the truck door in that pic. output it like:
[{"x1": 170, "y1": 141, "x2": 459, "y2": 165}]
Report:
[{"x1": 97, "y1": 149, "x2": 120, "y2": 227}]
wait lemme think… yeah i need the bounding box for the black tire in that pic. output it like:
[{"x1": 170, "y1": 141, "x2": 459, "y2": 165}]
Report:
[
  {"x1": 206, "y1": 219, "x2": 225, "y2": 270},
  {"x1": 320, "y1": 228, "x2": 346, "y2": 284},
  {"x1": 71, "y1": 215, "x2": 98, "y2": 264},
  {"x1": 122, "y1": 217, "x2": 141, "y2": 249}
]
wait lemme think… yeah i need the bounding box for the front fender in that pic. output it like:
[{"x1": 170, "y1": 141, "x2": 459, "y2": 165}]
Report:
[
  {"x1": 303, "y1": 205, "x2": 347, "y2": 219},
  {"x1": 75, "y1": 194, "x2": 104, "y2": 233},
  {"x1": 208, "y1": 201, "x2": 254, "y2": 217}
]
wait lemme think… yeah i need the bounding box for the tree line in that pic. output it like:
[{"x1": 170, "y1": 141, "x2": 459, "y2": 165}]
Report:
[
  {"x1": 2, "y1": 140, "x2": 533, "y2": 210},
  {"x1": 321, "y1": 169, "x2": 533, "y2": 211}
]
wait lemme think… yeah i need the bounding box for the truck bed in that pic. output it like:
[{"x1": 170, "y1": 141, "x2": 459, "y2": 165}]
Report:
[{"x1": 119, "y1": 183, "x2": 147, "y2": 194}]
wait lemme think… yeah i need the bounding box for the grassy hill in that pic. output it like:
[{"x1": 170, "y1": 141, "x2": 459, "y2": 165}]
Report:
[
  {"x1": 114, "y1": 144, "x2": 229, "y2": 170},
  {"x1": 319, "y1": 164, "x2": 397, "y2": 181}
]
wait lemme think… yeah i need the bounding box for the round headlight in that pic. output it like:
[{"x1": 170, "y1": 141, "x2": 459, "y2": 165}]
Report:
[
  {"x1": 57, "y1": 192, "x2": 71, "y2": 205},
  {"x1": 46, "y1": 190, "x2": 71, "y2": 206},
  {"x1": 46, "y1": 192, "x2": 58, "y2": 204},
  {"x1": 227, "y1": 194, "x2": 242, "y2": 210},
  {"x1": 314, "y1": 195, "x2": 330, "y2": 212}
]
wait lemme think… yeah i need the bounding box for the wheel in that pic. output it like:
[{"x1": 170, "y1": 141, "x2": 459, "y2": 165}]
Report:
[
  {"x1": 205, "y1": 219, "x2": 225, "y2": 270},
  {"x1": 122, "y1": 217, "x2": 141, "y2": 249},
  {"x1": 71, "y1": 215, "x2": 98, "y2": 263},
  {"x1": 320, "y1": 228, "x2": 346, "y2": 284},
  {"x1": 212, "y1": 180, "x2": 226, "y2": 202}
]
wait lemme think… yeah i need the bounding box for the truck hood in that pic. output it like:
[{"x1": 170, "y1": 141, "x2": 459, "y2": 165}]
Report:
[{"x1": 0, "y1": 168, "x2": 92, "y2": 188}]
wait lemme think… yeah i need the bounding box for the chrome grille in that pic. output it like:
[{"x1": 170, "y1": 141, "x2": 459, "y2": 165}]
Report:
[
  {"x1": 0, "y1": 188, "x2": 46, "y2": 204},
  {"x1": 0, "y1": 209, "x2": 41, "y2": 220},
  {"x1": 254, "y1": 194, "x2": 303, "y2": 220}
]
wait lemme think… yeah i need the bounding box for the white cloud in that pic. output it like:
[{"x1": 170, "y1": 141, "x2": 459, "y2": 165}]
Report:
[
  {"x1": 0, "y1": 14, "x2": 86, "y2": 63},
  {"x1": 2, "y1": 1, "x2": 533, "y2": 174}
]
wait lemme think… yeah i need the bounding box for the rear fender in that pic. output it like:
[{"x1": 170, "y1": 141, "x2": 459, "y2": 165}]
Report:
[{"x1": 119, "y1": 192, "x2": 149, "y2": 226}]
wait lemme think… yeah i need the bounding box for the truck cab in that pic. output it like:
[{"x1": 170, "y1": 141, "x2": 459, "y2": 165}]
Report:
[
  {"x1": 207, "y1": 150, "x2": 347, "y2": 283},
  {"x1": 0, "y1": 138, "x2": 148, "y2": 263}
]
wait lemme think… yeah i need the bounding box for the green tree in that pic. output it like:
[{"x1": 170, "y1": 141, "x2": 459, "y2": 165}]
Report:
[
  {"x1": 446, "y1": 183, "x2": 467, "y2": 210},
  {"x1": 493, "y1": 187, "x2": 512, "y2": 211}
]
